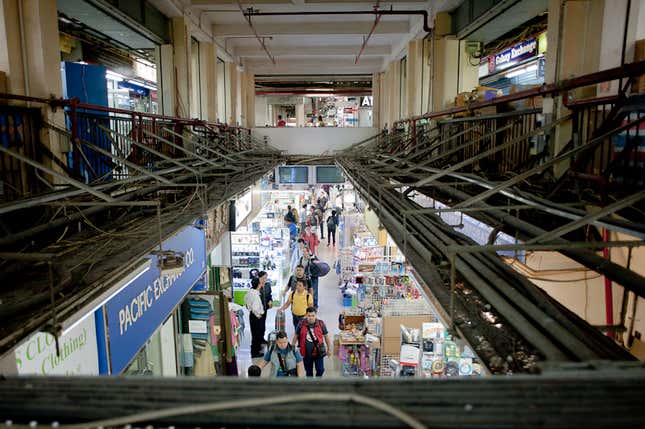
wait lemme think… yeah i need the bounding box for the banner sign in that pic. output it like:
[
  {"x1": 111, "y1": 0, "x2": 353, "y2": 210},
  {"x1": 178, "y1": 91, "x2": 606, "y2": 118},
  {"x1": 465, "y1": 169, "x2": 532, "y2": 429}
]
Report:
[
  {"x1": 489, "y1": 38, "x2": 537, "y2": 74},
  {"x1": 14, "y1": 316, "x2": 99, "y2": 376},
  {"x1": 104, "y1": 225, "x2": 206, "y2": 373}
]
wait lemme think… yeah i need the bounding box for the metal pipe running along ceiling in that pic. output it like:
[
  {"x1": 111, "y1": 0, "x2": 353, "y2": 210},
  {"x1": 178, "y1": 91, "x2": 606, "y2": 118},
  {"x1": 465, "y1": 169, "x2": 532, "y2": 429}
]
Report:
[{"x1": 243, "y1": 9, "x2": 433, "y2": 33}]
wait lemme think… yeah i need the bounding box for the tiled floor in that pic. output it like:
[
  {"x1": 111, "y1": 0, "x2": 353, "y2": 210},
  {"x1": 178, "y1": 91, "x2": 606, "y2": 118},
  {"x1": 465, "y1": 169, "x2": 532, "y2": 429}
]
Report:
[{"x1": 236, "y1": 232, "x2": 344, "y2": 378}]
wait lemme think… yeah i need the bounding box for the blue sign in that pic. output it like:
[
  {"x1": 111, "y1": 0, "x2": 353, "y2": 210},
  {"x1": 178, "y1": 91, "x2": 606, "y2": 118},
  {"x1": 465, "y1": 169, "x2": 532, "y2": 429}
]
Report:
[
  {"x1": 104, "y1": 225, "x2": 206, "y2": 373},
  {"x1": 118, "y1": 81, "x2": 151, "y2": 97},
  {"x1": 490, "y1": 38, "x2": 537, "y2": 74}
]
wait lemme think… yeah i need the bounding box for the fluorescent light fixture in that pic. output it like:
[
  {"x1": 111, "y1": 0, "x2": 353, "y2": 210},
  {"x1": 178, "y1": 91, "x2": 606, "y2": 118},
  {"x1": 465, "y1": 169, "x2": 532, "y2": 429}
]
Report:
[
  {"x1": 504, "y1": 63, "x2": 538, "y2": 79},
  {"x1": 61, "y1": 264, "x2": 151, "y2": 336}
]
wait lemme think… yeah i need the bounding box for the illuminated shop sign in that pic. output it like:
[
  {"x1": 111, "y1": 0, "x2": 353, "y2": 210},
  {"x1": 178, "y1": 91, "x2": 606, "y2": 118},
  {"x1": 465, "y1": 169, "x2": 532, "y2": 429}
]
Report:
[{"x1": 489, "y1": 38, "x2": 538, "y2": 75}]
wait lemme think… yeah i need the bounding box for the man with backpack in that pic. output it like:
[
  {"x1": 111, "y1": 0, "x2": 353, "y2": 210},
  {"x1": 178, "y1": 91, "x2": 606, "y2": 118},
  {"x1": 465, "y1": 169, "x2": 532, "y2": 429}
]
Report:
[
  {"x1": 279, "y1": 279, "x2": 313, "y2": 330},
  {"x1": 286, "y1": 264, "x2": 312, "y2": 295},
  {"x1": 258, "y1": 331, "x2": 304, "y2": 378},
  {"x1": 293, "y1": 307, "x2": 331, "y2": 377},
  {"x1": 284, "y1": 205, "x2": 295, "y2": 223},
  {"x1": 326, "y1": 210, "x2": 338, "y2": 246}
]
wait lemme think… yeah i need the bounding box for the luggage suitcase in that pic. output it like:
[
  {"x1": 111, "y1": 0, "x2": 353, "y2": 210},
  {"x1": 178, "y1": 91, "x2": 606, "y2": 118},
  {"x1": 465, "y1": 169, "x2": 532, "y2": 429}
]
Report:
[{"x1": 275, "y1": 309, "x2": 286, "y2": 332}]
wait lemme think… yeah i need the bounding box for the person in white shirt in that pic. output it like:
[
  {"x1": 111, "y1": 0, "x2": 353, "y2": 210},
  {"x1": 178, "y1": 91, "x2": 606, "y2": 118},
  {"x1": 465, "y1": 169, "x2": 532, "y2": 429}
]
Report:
[
  {"x1": 290, "y1": 238, "x2": 306, "y2": 271},
  {"x1": 244, "y1": 278, "x2": 265, "y2": 358}
]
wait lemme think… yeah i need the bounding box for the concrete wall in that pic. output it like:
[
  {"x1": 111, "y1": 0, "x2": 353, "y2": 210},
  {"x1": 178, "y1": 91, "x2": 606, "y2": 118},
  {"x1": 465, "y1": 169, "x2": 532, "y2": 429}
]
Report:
[{"x1": 252, "y1": 127, "x2": 379, "y2": 155}]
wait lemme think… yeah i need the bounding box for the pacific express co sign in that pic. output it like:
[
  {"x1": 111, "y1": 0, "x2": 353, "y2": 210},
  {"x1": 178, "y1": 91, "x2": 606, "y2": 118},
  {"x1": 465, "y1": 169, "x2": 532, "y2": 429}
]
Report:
[{"x1": 103, "y1": 225, "x2": 206, "y2": 374}]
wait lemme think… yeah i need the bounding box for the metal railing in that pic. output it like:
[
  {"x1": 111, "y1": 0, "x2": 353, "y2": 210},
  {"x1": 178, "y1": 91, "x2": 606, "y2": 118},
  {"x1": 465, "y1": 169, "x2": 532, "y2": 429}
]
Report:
[{"x1": 0, "y1": 93, "x2": 258, "y2": 197}]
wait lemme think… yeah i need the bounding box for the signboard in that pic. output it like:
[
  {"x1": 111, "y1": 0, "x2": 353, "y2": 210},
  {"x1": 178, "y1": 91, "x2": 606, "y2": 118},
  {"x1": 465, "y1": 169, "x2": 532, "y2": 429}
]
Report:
[
  {"x1": 104, "y1": 225, "x2": 207, "y2": 373},
  {"x1": 488, "y1": 38, "x2": 537, "y2": 75},
  {"x1": 14, "y1": 316, "x2": 99, "y2": 376},
  {"x1": 360, "y1": 96, "x2": 374, "y2": 107},
  {"x1": 316, "y1": 166, "x2": 345, "y2": 183},
  {"x1": 278, "y1": 166, "x2": 309, "y2": 184},
  {"x1": 118, "y1": 81, "x2": 150, "y2": 97}
]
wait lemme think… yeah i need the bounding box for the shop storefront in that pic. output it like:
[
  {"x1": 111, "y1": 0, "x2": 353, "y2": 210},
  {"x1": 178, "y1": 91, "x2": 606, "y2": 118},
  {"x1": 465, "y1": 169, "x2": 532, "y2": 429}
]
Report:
[
  {"x1": 98, "y1": 224, "x2": 207, "y2": 375},
  {"x1": 231, "y1": 201, "x2": 291, "y2": 306},
  {"x1": 334, "y1": 206, "x2": 485, "y2": 378},
  {"x1": 479, "y1": 32, "x2": 547, "y2": 96}
]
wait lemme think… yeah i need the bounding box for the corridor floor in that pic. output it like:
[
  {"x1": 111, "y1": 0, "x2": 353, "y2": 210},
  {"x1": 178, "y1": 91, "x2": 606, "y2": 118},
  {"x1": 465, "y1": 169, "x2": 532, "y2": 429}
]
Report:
[{"x1": 236, "y1": 234, "x2": 344, "y2": 377}]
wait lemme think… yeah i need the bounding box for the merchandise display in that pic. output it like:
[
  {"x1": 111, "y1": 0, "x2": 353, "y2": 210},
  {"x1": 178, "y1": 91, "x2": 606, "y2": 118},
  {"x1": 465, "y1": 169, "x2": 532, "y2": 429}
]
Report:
[
  {"x1": 334, "y1": 209, "x2": 483, "y2": 379},
  {"x1": 231, "y1": 231, "x2": 260, "y2": 291}
]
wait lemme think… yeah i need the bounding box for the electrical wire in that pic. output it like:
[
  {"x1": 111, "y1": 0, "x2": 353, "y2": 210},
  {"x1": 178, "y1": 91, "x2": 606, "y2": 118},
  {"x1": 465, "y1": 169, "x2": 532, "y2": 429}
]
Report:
[{"x1": 59, "y1": 393, "x2": 427, "y2": 429}]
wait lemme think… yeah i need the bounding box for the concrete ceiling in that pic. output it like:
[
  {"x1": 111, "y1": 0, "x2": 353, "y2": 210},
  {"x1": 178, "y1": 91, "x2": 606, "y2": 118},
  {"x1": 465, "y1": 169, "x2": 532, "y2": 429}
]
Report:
[{"x1": 191, "y1": 0, "x2": 463, "y2": 75}]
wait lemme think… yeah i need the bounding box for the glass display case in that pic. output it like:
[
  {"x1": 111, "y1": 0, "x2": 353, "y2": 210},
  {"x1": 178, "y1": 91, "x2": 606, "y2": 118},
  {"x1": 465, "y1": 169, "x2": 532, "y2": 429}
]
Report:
[{"x1": 231, "y1": 232, "x2": 260, "y2": 291}]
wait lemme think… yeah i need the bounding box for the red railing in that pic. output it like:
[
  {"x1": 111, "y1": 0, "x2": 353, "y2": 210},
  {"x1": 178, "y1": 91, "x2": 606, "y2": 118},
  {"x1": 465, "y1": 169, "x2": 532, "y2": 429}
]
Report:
[{"x1": 0, "y1": 93, "x2": 254, "y2": 191}]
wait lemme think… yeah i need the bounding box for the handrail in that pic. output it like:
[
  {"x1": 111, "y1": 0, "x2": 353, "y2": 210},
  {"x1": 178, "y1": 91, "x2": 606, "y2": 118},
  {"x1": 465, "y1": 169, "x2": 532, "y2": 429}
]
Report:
[
  {"x1": 0, "y1": 92, "x2": 250, "y2": 133},
  {"x1": 393, "y1": 60, "x2": 645, "y2": 127}
]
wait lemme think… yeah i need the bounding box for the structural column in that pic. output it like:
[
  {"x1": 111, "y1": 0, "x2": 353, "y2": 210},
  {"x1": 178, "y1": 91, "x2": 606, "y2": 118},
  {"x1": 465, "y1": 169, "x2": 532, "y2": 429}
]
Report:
[
  {"x1": 199, "y1": 42, "x2": 217, "y2": 122},
  {"x1": 227, "y1": 62, "x2": 238, "y2": 125},
  {"x1": 371, "y1": 72, "x2": 382, "y2": 130},
  {"x1": 0, "y1": 0, "x2": 65, "y2": 173},
  {"x1": 171, "y1": 17, "x2": 191, "y2": 118}
]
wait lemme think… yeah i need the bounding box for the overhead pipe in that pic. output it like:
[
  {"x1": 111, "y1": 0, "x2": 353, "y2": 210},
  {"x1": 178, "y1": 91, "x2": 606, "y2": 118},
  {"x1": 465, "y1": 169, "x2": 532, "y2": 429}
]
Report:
[
  {"x1": 355, "y1": 2, "x2": 382, "y2": 64},
  {"x1": 243, "y1": 8, "x2": 432, "y2": 33},
  {"x1": 237, "y1": 2, "x2": 276, "y2": 65}
]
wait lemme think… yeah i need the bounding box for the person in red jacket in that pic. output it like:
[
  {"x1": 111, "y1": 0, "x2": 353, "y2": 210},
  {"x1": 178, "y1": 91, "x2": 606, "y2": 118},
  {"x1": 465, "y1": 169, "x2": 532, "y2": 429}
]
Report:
[
  {"x1": 301, "y1": 226, "x2": 319, "y2": 256},
  {"x1": 277, "y1": 115, "x2": 286, "y2": 127},
  {"x1": 292, "y1": 307, "x2": 331, "y2": 377}
]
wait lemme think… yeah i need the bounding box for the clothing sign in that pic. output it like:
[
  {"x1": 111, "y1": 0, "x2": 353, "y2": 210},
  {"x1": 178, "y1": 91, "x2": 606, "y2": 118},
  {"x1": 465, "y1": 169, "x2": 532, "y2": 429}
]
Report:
[
  {"x1": 104, "y1": 225, "x2": 207, "y2": 373},
  {"x1": 489, "y1": 38, "x2": 537, "y2": 74},
  {"x1": 14, "y1": 316, "x2": 99, "y2": 376}
]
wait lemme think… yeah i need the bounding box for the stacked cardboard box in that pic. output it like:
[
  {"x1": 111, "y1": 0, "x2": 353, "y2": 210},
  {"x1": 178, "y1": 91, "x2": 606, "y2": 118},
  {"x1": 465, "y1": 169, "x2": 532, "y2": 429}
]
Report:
[{"x1": 382, "y1": 315, "x2": 433, "y2": 355}]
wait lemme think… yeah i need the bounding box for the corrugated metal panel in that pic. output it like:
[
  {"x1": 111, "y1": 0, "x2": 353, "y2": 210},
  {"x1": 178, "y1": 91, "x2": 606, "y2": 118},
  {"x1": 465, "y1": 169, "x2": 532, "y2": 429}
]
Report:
[{"x1": 2, "y1": 372, "x2": 645, "y2": 428}]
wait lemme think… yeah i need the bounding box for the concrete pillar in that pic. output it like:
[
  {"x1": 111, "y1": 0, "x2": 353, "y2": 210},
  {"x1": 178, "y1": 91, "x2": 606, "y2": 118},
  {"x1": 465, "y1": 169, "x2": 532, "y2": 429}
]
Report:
[
  {"x1": 239, "y1": 71, "x2": 247, "y2": 127},
  {"x1": 386, "y1": 60, "x2": 400, "y2": 126},
  {"x1": 372, "y1": 72, "x2": 381, "y2": 130},
  {"x1": 171, "y1": 17, "x2": 191, "y2": 118},
  {"x1": 295, "y1": 98, "x2": 305, "y2": 127},
  {"x1": 431, "y1": 37, "x2": 460, "y2": 111},
  {"x1": 227, "y1": 62, "x2": 237, "y2": 125},
  {"x1": 545, "y1": 0, "x2": 605, "y2": 177},
  {"x1": 458, "y1": 40, "x2": 479, "y2": 93},
  {"x1": 157, "y1": 44, "x2": 176, "y2": 116},
  {"x1": 406, "y1": 39, "x2": 424, "y2": 118},
  {"x1": 245, "y1": 72, "x2": 255, "y2": 128},
  {"x1": 199, "y1": 42, "x2": 217, "y2": 122},
  {"x1": 0, "y1": 0, "x2": 65, "y2": 172}
]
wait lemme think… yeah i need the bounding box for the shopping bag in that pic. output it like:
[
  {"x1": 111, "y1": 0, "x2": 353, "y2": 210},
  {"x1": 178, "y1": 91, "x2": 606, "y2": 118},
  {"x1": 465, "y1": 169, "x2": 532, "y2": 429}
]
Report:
[{"x1": 313, "y1": 260, "x2": 331, "y2": 277}]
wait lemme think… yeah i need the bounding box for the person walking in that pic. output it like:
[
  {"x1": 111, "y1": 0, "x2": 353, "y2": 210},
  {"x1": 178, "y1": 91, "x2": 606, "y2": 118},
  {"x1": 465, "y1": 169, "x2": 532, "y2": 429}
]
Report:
[
  {"x1": 258, "y1": 270, "x2": 272, "y2": 346},
  {"x1": 279, "y1": 279, "x2": 313, "y2": 330},
  {"x1": 301, "y1": 226, "x2": 319, "y2": 256},
  {"x1": 276, "y1": 115, "x2": 286, "y2": 127},
  {"x1": 286, "y1": 264, "x2": 312, "y2": 295},
  {"x1": 244, "y1": 278, "x2": 265, "y2": 358},
  {"x1": 315, "y1": 204, "x2": 325, "y2": 239},
  {"x1": 257, "y1": 331, "x2": 304, "y2": 377},
  {"x1": 293, "y1": 307, "x2": 331, "y2": 377},
  {"x1": 284, "y1": 205, "x2": 295, "y2": 223},
  {"x1": 300, "y1": 246, "x2": 320, "y2": 309},
  {"x1": 290, "y1": 238, "x2": 306, "y2": 271},
  {"x1": 326, "y1": 210, "x2": 338, "y2": 247}
]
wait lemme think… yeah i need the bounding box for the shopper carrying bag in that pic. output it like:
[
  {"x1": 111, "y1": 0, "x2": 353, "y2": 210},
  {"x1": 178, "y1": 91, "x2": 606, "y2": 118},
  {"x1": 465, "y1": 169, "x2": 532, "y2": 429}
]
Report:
[
  {"x1": 279, "y1": 279, "x2": 313, "y2": 329},
  {"x1": 293, "y1": 307, "x2": 332, "y2": 377},
  {"x1": 258, "y1": 331, "x2": 305, "y2": 378}
]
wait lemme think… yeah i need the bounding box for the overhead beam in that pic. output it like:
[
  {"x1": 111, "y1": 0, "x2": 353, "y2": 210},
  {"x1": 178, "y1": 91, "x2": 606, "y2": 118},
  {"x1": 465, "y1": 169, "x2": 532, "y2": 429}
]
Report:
[
  {"x1": 213, "y1": 21, "x2": 410, "y2": 36},
  {"x1": 234, "y1": 45, "x2": 392, "y2": 57}
]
